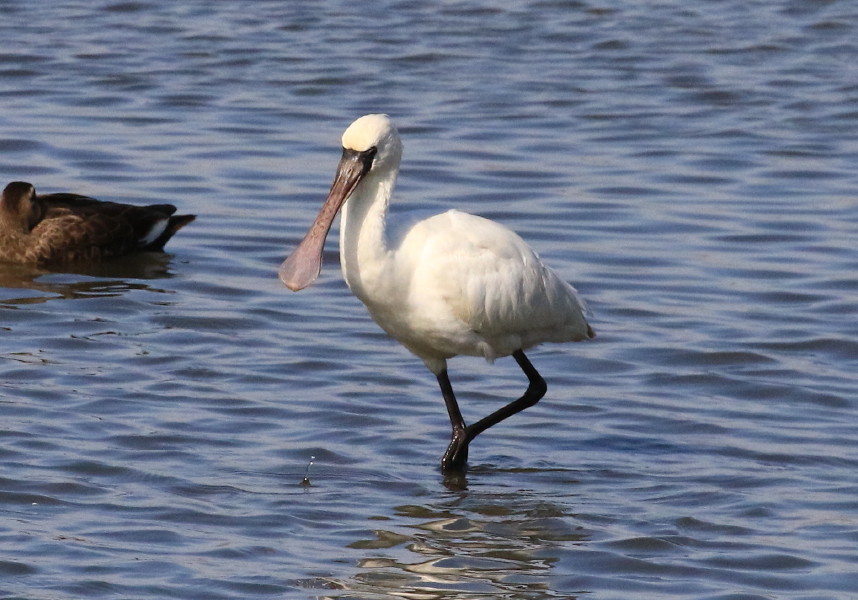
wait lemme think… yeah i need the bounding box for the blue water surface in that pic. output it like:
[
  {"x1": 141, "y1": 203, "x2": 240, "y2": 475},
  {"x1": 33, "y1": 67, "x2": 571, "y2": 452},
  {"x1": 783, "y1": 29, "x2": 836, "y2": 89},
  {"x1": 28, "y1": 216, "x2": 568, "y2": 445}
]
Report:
[{"x1": 2, "y1": 1, "x2": 858, "y2": 598}]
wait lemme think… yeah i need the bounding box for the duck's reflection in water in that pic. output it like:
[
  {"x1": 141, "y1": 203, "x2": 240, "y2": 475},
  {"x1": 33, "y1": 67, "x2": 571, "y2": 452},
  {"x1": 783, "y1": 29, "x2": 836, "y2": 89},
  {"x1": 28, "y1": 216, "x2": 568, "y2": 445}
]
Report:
[{"x1": 0, "y1": 253, "x2": 179, "y2": 305}]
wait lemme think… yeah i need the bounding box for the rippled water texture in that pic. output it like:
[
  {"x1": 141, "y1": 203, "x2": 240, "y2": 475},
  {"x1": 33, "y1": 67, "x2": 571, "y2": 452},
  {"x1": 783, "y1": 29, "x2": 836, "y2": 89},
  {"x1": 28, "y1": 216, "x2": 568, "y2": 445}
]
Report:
[{"x1": 2, "y1": 1, "x2": 858, "y2": 598}]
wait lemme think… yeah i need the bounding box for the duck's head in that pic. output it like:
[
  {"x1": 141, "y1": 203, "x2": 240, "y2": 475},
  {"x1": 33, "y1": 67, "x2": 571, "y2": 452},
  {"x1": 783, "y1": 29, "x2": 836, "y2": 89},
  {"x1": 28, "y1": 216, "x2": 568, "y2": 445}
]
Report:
[{"x1": 1, "y1": 182, "x2": 37, "y2": 232}]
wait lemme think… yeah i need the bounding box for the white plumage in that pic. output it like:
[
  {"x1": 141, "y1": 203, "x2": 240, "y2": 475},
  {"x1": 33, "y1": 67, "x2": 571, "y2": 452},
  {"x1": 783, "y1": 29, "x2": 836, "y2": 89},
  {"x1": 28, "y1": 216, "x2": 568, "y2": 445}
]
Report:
[{"x1": 280, "y1": 114, "x2": 593, "y2": 471}]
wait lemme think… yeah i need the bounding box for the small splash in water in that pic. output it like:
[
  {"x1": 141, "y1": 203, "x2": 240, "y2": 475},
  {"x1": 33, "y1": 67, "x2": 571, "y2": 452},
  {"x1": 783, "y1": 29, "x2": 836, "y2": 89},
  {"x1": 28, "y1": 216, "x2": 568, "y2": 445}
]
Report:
[{"x1": 300, "y1": 456, "x2": 315, "y2": 487}]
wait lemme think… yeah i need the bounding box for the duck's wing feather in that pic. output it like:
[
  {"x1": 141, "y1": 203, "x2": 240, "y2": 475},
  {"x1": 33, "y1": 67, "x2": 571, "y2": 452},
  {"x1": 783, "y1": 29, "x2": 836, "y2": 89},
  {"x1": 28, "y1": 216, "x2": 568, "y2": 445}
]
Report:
[{"x1": 29, "y1": 195, "x2": 193, "y2": 262}]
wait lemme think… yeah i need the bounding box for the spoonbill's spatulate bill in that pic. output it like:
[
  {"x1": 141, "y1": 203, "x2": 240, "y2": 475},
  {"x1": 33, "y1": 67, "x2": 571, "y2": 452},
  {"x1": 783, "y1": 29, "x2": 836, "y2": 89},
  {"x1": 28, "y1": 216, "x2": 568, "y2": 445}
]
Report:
[{"x1": 280, "y1": 114, "x2": 594, "y2": 472}]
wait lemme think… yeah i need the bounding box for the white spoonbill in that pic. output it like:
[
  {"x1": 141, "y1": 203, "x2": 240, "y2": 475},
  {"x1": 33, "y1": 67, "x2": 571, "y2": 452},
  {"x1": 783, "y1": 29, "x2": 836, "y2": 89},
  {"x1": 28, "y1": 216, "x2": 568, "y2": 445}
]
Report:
[{"x1": 280, "y1": 114, "x2": 594, "y2": 471}]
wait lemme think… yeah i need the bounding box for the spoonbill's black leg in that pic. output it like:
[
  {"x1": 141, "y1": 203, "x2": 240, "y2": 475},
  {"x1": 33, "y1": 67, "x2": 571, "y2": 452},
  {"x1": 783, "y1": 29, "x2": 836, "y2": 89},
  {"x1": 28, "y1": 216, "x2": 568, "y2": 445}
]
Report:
[
  {"x1": 437, "y1": 350, "x2": 547, "y2": 472},
  {"x1": 467, "y1": 350, "x2": 547, "y2": 441},
  {"x1": 437, "y1": 369, "x2": 469, "y2": 471}
]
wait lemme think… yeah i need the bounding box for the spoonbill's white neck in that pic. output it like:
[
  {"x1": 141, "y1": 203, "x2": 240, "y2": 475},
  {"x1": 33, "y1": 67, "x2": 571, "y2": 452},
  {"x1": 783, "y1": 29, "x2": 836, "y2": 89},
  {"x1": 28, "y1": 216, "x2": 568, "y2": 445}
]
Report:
[{"x1": 338, "y1": 164, "x2": 399, "y2": 301}]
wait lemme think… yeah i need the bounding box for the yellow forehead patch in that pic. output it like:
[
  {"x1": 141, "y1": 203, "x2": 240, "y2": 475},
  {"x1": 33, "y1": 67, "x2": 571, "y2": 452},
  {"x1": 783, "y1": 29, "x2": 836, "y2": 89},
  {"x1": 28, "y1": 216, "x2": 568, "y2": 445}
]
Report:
[{"x1": 341, "y1": 114, "x2": 393, "y2": 151}]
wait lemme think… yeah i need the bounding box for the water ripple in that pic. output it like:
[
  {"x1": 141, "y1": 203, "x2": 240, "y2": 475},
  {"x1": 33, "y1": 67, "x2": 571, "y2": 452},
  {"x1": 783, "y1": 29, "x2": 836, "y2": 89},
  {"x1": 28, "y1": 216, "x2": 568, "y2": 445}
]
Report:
[{"x1": 2, "y1": 0, "x2": 858, "y2": 598}]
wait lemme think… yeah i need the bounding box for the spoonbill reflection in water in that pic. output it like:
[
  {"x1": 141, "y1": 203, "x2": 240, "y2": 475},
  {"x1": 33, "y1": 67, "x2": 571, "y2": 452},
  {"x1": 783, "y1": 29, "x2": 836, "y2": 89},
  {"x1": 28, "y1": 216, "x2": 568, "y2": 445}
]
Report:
[{"x1": 280, "y1": 114, "x2": 594, "y2": 471}]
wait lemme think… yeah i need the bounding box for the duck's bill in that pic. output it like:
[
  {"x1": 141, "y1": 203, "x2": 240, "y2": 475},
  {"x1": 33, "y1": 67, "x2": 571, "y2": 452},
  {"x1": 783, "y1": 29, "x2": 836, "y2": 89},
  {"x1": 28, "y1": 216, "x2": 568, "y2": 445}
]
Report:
[{"x1": 279, "y1": 150, "x2": 371, "y2": 291}]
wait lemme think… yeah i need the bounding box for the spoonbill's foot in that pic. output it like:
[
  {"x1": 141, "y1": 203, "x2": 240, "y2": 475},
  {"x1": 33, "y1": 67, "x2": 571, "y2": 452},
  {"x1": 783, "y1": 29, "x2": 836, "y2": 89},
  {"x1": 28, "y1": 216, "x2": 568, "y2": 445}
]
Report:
[{"x1": 441, "y1": 430, "x2": 470, "y2": 471}]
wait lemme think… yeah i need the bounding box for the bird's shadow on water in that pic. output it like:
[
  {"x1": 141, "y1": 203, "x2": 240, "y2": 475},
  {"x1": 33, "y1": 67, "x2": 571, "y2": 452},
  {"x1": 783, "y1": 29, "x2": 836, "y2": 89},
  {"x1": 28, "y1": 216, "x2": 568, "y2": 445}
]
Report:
[
  {"x1": 262, "y1": 452, "x2": 589, "y2": 596},
  {"x1": 442, "y1": 469, "x2": 470, "y2": 492},
  {"x1": 0, "y1": 253, "x2": 181, "y2": 305},
  {"x1": 324, "y1": 465, "x2": 589, "y2": 598}
]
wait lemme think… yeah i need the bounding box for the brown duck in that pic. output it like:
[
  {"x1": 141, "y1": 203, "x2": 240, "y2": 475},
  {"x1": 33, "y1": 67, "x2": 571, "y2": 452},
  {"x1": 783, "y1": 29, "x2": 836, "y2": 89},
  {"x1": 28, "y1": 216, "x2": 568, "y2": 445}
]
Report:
[{"x1": 0, "y1": 181, "x2": 195, "y2": 264}]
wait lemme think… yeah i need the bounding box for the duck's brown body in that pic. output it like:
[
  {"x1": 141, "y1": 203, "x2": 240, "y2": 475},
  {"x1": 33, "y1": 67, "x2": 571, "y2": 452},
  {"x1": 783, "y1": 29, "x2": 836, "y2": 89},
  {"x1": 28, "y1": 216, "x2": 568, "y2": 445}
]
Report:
[{"x1": 1, "y1": 182, "x2": 195, "y2": 264}]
